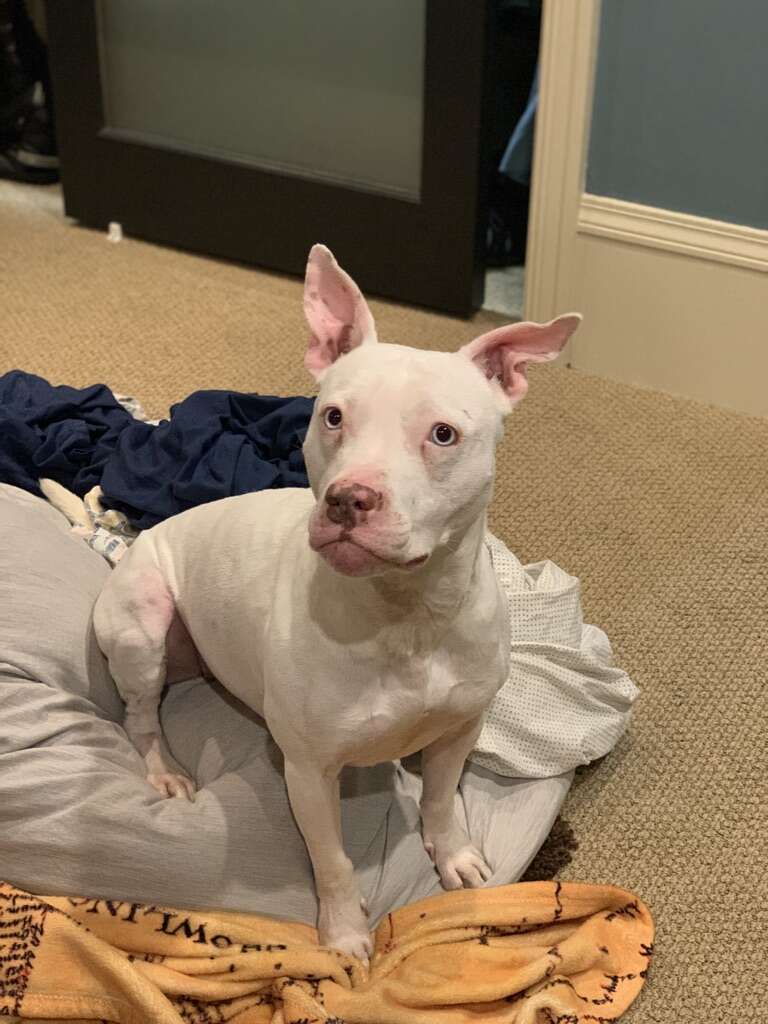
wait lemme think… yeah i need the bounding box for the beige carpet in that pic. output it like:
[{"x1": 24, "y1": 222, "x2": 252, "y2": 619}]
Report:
[{"x1": 2, "y1": 181, "x2": 766, "y2": 1023}]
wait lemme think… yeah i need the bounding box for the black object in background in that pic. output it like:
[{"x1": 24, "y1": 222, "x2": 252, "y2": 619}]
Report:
[{"x1": 0, "y1": 0, "x2": 58, "y2": 183}]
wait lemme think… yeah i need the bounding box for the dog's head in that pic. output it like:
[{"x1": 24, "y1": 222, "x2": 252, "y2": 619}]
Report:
[{"x1": 302, "y1": 245, "x2": 581, "y2": 578}]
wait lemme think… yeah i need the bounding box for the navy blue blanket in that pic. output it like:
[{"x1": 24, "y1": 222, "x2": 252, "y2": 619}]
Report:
[{"x1": 0, "y1": 371, "x2": 314, "y2": 529}]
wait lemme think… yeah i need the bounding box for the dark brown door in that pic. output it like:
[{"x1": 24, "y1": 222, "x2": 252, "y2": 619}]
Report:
[{"x1": 45, "y1": 0, "x2": 492, "y2": 316}]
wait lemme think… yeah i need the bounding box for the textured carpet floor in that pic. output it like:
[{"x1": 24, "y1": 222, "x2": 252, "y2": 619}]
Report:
[{"x1": 2, "y1": 180, "x2": 767, "y2": 1023}]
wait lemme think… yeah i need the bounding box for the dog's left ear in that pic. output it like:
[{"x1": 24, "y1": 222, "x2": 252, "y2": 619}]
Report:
[
  {"x1": 460, "y1": 314, "x2": 582, "y2": 410},
  {"x1": 303, "y1": 244, "x2": 378, "y2": 380}
]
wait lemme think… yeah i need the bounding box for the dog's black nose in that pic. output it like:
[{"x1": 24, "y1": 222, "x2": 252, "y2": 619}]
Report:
[{"x1": 325, "y1": 483, "x2": 380, "y2": 527}]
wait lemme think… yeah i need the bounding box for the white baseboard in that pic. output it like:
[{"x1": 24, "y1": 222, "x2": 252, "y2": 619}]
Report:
[
  {"x1": 567, "y1": 195, "x2": 768, "y2": 416},
  {"x1": 578, "y1": 194, "x2": 768, "y2": 273}
]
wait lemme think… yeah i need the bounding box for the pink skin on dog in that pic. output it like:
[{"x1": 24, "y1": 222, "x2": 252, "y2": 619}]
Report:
[{"x1": 94, "y1": 244, "x2": 581, "y2": 960}]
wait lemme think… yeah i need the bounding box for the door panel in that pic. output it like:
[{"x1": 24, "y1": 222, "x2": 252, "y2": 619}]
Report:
[
  {"x1": 97, "y1": 0, "x2": 425, "y2": 200},
  {"x1": 46, "y1": 0, "x2": 492, "y2": 316}
]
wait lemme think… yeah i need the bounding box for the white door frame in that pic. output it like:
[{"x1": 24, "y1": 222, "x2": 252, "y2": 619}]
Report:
[{"x1": 524, "y1": 0, "x2": 601, "y2": 339}]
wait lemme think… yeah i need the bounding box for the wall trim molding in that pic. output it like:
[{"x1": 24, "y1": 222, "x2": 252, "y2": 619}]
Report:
[{"x1": 578, "y1": 194, "x2": 768, "y2": 273}]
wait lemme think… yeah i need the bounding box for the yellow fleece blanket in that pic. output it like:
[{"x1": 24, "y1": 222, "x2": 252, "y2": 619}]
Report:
[{"x1": 0, "y1": 880, "x2": 653, "y2": 1023}]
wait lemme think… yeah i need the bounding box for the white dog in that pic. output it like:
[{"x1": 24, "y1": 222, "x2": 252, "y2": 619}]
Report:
[{"x1": 93, "y1": 245, "x2": 581, "y2": 959}]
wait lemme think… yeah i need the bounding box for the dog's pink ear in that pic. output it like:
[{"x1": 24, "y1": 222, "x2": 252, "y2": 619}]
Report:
[
  {"x1": 461, "y1": 314, "x2": 582, "y2": 409},
  {"x1": 303, "y1": 244, "x2": 378, "y2": 380}
]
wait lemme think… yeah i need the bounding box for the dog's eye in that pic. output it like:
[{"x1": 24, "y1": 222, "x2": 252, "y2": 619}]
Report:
[
  {"x1": 430, "y1": 423, "x2": 458, "y2": 446},
  {"x1": 323, "y1": 406, "x2": 343, "y2": 429}
]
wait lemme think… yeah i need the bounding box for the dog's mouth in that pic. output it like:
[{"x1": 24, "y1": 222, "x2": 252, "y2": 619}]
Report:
[{"x1": 314, "y1": 536, "x2": 429, "y2": 576}]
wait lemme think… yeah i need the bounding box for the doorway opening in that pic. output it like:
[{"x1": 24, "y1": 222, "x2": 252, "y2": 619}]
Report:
[{"x1": 482, "y1": 0, "x2": 541, "y2": 320}]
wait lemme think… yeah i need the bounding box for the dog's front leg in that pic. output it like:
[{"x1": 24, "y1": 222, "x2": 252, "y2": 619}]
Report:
[
  {"x1": 283, "y1": 760, "x2": 372, "y2": 961},
  {"x1": 420, "y1": 716, "x2": 492, "y2": 890}
]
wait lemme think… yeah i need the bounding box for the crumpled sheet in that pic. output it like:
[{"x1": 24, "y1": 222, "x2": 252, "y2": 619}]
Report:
[
  {"x1": 0, "y1": 371, "x2": 134, "y2": 496},
  {"x1": 0, "y1": 370, "x2": 313, "y2": 529},
  {"x1": 479, "y1": 534, "x2": 638, "y2": 777},
  {"x1": 99, "y1": 389, "x2": 313, "y2": 529}
]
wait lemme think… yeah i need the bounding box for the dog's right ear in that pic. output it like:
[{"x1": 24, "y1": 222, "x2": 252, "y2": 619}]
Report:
[{"x1": 303, "y1": 245, "x2": 378, "y2": 380}]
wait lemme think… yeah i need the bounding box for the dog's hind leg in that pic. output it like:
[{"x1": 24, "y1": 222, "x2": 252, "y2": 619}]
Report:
[{"x1": 94, "y1": 562, "x2": 196, "y2": 800}]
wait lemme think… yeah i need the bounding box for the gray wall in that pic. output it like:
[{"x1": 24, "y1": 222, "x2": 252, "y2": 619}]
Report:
[{"x1": 587, "y1": 0, "x2": 768, "y2": 229}]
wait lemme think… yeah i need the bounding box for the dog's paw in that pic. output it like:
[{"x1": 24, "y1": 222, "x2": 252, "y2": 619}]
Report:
[
  {"x1": 318, "y1": 898, "x2": 373, "y2": 963},
  {"x1": 147, "y1": 771, "x2": 196, "y2": 801},
  {"x1": 324, "y1": 923, "x2": 374, "y2": 963},
  {"x1": 424, "y1": 839, "x2": 492, "y2": 890}
]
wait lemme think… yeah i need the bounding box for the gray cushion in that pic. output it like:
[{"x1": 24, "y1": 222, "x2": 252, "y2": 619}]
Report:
[{"x1": 0, "y1": 484, "x2": 570, "y2": 925}]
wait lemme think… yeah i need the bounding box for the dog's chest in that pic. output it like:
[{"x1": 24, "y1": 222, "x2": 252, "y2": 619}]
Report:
[
  {"x1": 261, "y1": 547, "x2": 508, "y2": 767},
  {"x1": 328, "y1": 639, "x2": 500, "y2": 767}
]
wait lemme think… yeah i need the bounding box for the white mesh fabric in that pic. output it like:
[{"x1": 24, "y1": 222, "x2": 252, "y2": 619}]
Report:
[{"x1": 473, "y1": 533, "x2": 639, "y2": 777}]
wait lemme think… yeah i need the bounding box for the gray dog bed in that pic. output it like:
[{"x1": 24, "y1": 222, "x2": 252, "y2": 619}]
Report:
[
  {"x1": 0, "y1": 483, "x2": 573, "y2": 925},
  {"x1": 0, "y1": 483, "x2": 631, "y2": 925}
]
